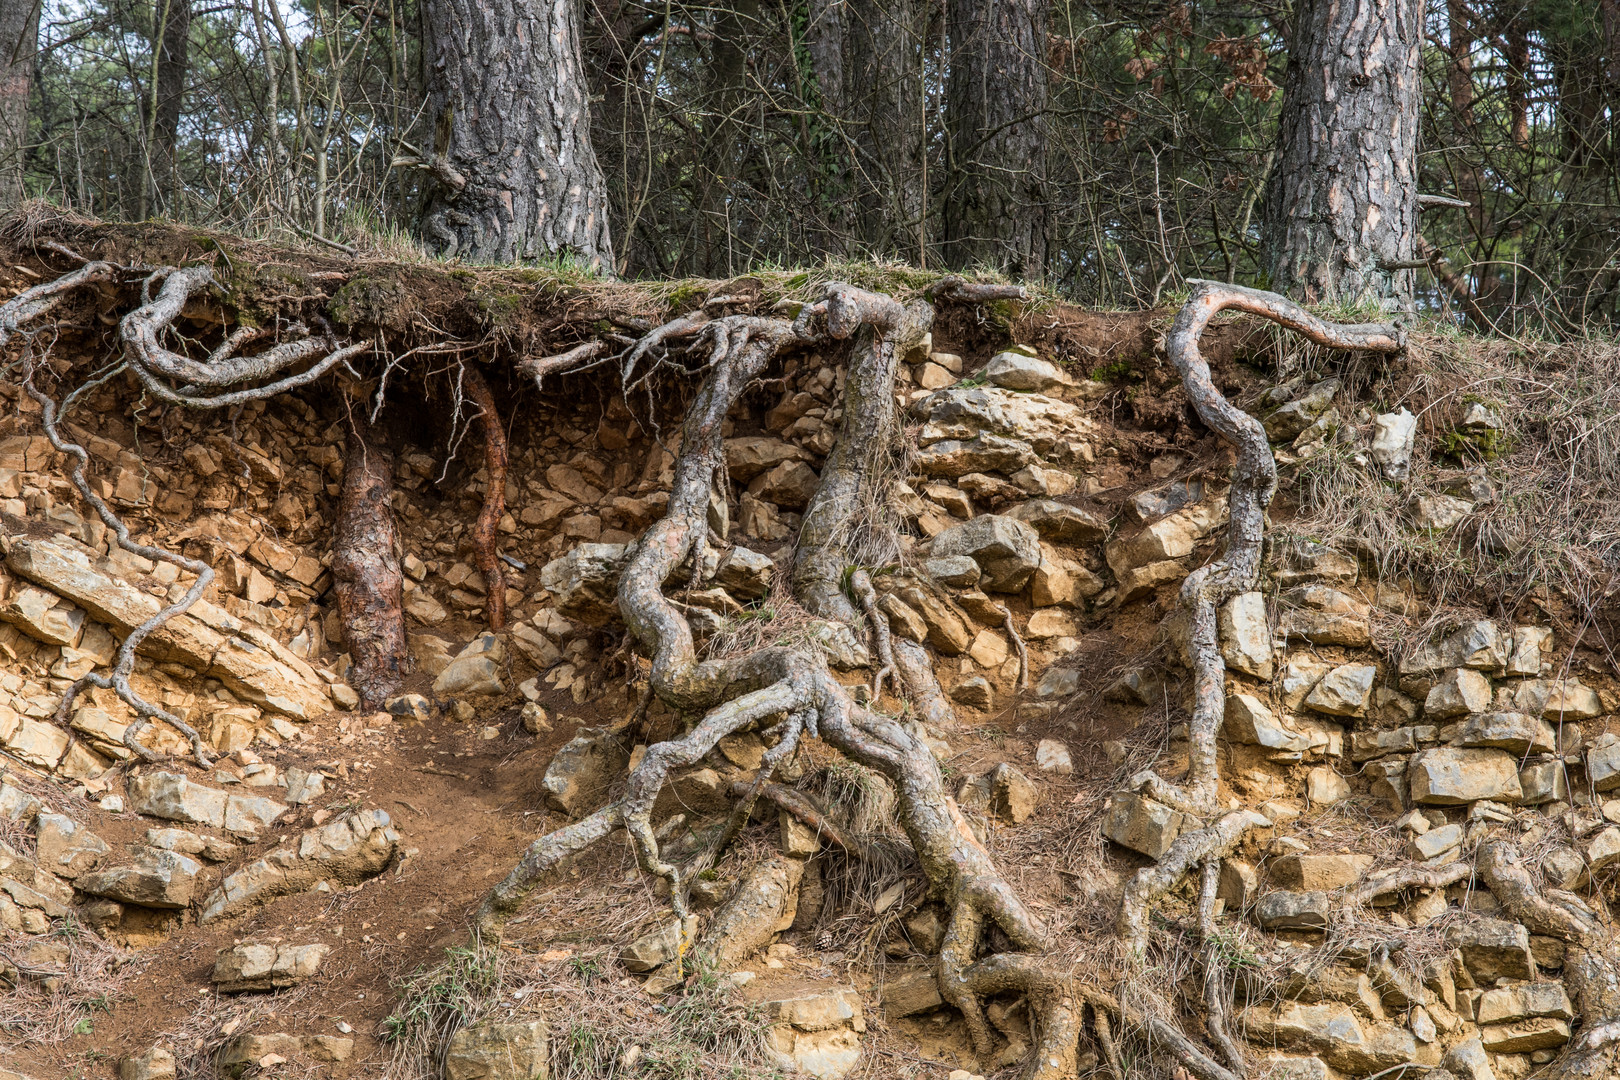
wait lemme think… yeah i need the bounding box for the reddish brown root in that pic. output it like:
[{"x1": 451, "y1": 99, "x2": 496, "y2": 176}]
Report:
[
  {"x1": 332, "y1": 414, "x2": 410, "y2": 708},
  {"x1": 461, "y1": 365, "x2": 509, "y2": 630}
]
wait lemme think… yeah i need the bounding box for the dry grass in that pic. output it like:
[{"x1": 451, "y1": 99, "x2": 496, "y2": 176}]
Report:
[
  {"x1": 0, "y1": 920, "x2": 140, "y2": 1046},
  {"x1": 1273, "y1": 325, "x2": 1620, "y2": 616}
]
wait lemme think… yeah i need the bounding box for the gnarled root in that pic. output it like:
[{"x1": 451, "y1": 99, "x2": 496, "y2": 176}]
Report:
[
  {"x1": 481, "y1": 281, "x2": 1087, "y2": 1078},
  {"x1": 332, "y1": 414, "x2": 409, "y2": 708},
  {"x1": 460, "y1": 365, "x2": 509, "y2": 630},
  {"x1": 1129, "y1": 281, "x2": 1402, "y2": 817},
  {"x1": 1479, "y1": 840, "x2": 1620, "y2": 1080},
  {"x1": 1119, "y1": 809, "x2": 1271, "y2": 958}
]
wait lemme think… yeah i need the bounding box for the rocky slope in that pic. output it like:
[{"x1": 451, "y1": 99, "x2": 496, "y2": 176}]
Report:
[{"x1": 0, "y1": 234, "x2": 1616, "y2": 1080}]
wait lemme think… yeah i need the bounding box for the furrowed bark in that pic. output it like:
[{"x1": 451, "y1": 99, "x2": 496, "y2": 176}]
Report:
[
  {"x1": 461, "y1": 365, "x2": 509, "y2": 630},
  {"x1": 333, "y1": 415, "x2": 409, "y2": 708},
  {"x1": 1262, "y1": 0, "x2": 1422, "y2": 304},
  {"x1": 419, "y1": 0, "x2": 614, "y2": 267}
]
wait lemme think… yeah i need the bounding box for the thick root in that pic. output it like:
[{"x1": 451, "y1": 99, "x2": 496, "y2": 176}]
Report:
[
  {"x1": 460, "y1": 365, "x2": 509, "y2": 630},
  {"x1": 1130, "y1": 281, "x2": 1402, "y2": 817},
  {"x1": 332, "y1": 414, "x2": 410, "y2": 708}
]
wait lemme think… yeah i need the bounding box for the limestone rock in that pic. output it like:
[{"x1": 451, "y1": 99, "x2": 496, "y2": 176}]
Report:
[
  {"x1": 748, "y1": 461, "x2": 820, "y2": 508},
  {"x1": 716, "y1": 546, "x2": 774, "y2": 599},
  {"x1": 1512, "y1": 677, "x2": 1602, "y2": 720},
  {"x1": 1519, "y1": 760, "x2": 1570, "y2": 805},
  {"x1": 697, "y1": 857, "x2": 804, "y2": 969},
  {"x1": 1036, "y1": 739, "x2": 1073, "y2": 775},
  {"x1": 1413, "y1": 494, "x2": 1475, "y2": 530},
  {"x1": 1218, "y1": 591, "x2": 1273, "y2": 679},
  {"x1": 1005, "y1": 499, "x2": 1107, "y2": 544},
  {"x1": 930, "y1": 515, "x2": 1042, "y2": 593},
  {"x1": 989, "y1": 763, "x2": 1038, "y2": 824},
  {"x1": 1480, "y1": 1019, "x2": 1571, "y2": 1053},
  {"x1": 443, "y1": 1020, "x2": 550, "y2": 1080},
  {"x1": 1271, "y1": 853, "x2": 1373, "y2": 891},
  {"x1": 432, "y1": 633, "x2": 506, "y2": 697},
  {"x1": 620, "y1": 916, "x2": 699, "y2": 973},
  {"x1": 76, "y1": 846, "x2": 201, "y2": 908},
  {"x1": 0, "y1": 585, "x2": 85, "y2": 646},
  {"x1": 1410, "y1": 748, "x2": 1523, "y2": 805},
  {"x1": 950, "y1": 677, "x2": 993, "y2": 710},
  {"x1": 1460, "y1": 713, "x2": 1556, "y2": 755},
  {"x1": 1101, "y1": 792, "x2": 1183, "y2": 859},
  {"x1": 1589, "y1": 736, "x2": 1620, "y2": 791},
  {"x1": 1307, "y1": 767, "x2": 1351, "y2": 806},
  {"x1": 543, "y1": 728, "x2": 629, "y2": 816},
  {"x1": 1025, "y1": 609, "x2": 1077, "y2": 639},
  {"x1": 539, "y1": 543, "x2": 631, "y2": 626},
  {"x1": 924, "y1": 556, "x2": 980, "y2": 588},
  {"x1": 1224, "y1": 693, "x2": 1310, "y2": 753},
  {"x1": 33, "y1": 812, "x2": 107, "y2": 878},
  {"x1": 1425, "y1": 669, "x2": 1493, "y2": 720},
  {"x1": 760, "y1": 989, "x2": 864, "y2": 1080},
  {"x1": 1476, "y1": 983, "x2": 1574, "y2": 1025},
  {"x1": 1237, "y1": 1000, "x2": 1418, "y2": 1073},
  {"x1": 1507, "y1": 627, "x2": 1552, "y2": 677},
  {"x1": 1408, "y1": 823, "x2": 1465, "y2": 862},
  {"x1": 983, "y1": 351, "x2": 1070, "y2": 391},
  {"x1": 199, "y1": 809, "x2": 398, "y2": 922},
  {"x1": 912, "y1": 386, "x2": 1093, "y2": 460},
  {"x1": 1256, "y1": 890, "x2": 1330, "y2": 931},
  {"x1": 878, "y1": 593, "x2": 927, "y2": 643},
  {"x1": 1588, "y1": 827, "x2": 1620, "y2": 871},
  {"x1": 129, "y1": 772, "x2": 286, "y2": 837},
  {"x1": 914, "y1": 434, "x2": 1037, "y2": 477},
  {"x1": 218, "y1": 1034, "x2": 354, "y2": 1075},
  {"x1": 119, "y1": 1046, "x2": 176, "y2": 1080},
  {"x1": 1402, "y1": 620, "x2": 1508, "y2": 673},
  {"x1": 898, "y1": 586, "x2": 972, "y2": 654},
  {"x1": 882, "y1": 968, "x2": 944, "y2": 1017},
  {"x1": 1271, "y1": 538, "x2": 1359, "y2": 588},
  {"x1": 1304, "y1": 663, "x2": 1377, "y2": 717},
  {"x1": 213, "y1": 942, "x2": 330, "y2": 991},
  {"x1": 1448, "y1": 918, "x2": 1534, "y2": 981},
  {"x1": 1264, "y1": 380, "x2": 1340, "y2": 441},
  {"x1": 1115, "y1": 559, "x2": 1188, "y2": 602},
  {"x1": 1371, "y1": 409, "x2": 1417, "y2": 481},
  {"x1": 1444, "y1": 1039, "x2": 1496, "y2": 1080},
  {"x1": 725, "y1": 437, "x2": 812, "y2": 481}
]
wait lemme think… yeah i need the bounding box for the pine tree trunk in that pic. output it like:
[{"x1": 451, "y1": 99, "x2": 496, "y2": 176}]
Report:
[
  {"x1": 0, "y1": 0, "x2": 39, "y2": 209},
  {"x1": 1262, "y1": 0, "x2": 1422, "y2": 305},
  {"x1": 420, "y1": 0, "x2": 614, "y2": 269},
  {"x1": 152, "y1": 0, "x2": 192, "y2": 217},
  {"x1": 843, "y1": 0, "x2": 928, "y2": 259},
  {"x1": 942, "y1": 0, "x2": 1048, "y2": 279}
]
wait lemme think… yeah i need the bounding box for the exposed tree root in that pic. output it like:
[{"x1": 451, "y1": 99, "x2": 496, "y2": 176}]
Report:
[
  {"x1": 1, "y1": 254, "x2": 365, "y2": 763},
  {"x1": 1478, "y1": 841, "x2": 1620, "y2": 1080},
  {"x1": 1128, "y1": 281, "x2": 1403, "y2": 818},
  {"x1": 460, "y1": 365, "x2": 509, "y2": 630},
  {"x1": 849, "y1": 568, "x2": 894, "y2": 699},
  {"x1": 332, "y1": 414, "x2": 410, "y2": 709},
  {"x1": 1118, "y1": 809, "x2": 1272, "y2": 957}
]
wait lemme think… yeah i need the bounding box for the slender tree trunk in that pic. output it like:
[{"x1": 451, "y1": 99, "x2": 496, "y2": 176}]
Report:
[
  {"x1": 943, "y1": 0, "x2": 1048, "y2": 279},
  {"x1": 1446, "y1": 0, "x2": 1480, "y2": 233},
  {"x1": 1262, "y1": 0, "x2": 1422, "y2": 306},
  {"x1": 152, "y1": 0, "x2": 191, "y2": 216},
  {"x1": 843, "y1": 0, "x2": 928, "y2": 258},
  {"x1": 1507, "y1": 20, "x2": 1530, "y2": 149},
  {"x1": 420, "y1": 0, "x2": 614, "y2": 269},
  {"x1": 0, "y1": 0, "x2": 40, "y2": 209}
]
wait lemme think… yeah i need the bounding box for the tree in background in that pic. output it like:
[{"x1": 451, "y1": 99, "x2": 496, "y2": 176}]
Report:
[
  {"x1": 944, "y1": 0, "x2": 1049, "y2": 278},
  {"x1": 418, "y1": 0, "x2": 614, "y2": 268},
  {"x1": 146, "y1": 0, "x2": 190, "y2": 218},
  {"x1": 1262, "y1": 0, "x2": 1423, "y2": 305},
  {"x1": 0, "y1": 0, "x2": 40, "y2": 209}
]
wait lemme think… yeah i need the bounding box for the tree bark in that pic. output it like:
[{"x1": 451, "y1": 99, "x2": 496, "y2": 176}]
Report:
[
  {"x1": 461, "y1": 366, "x2": 509, "y2": 631},
  {"x1": 943, "y1": 0, "x2": 1048, "y2": 279},
  {"x1": 333, "y1": 416, "x2": 409, "y2": 709},
  {"x1": 1262, "y1": 0, "x2": 1422, "y2": 306},
  {"x1": 151, "y1": 0, "x2": 191, "y2": 216},
  {"x1": 0, "y1": 0, "x2": 39, "y2": 209},
  {"x1": 420, "y1": 0, "x2": 614, "y2": 269},
  {"x1": 843, "y1": 0, "x2": 929, "y2": 258}
]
